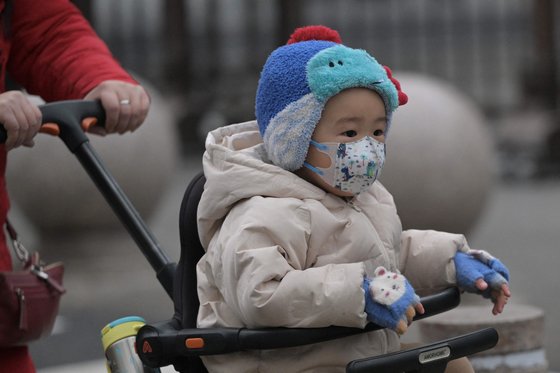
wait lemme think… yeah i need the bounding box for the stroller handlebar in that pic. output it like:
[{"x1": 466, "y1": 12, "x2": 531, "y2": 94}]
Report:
[
  {"x1": 0, "y1": 99, "x2": 176, "y2": 297},
  {"x1": 0, "y1": 100, "x2": 106, "y2": 152},
  {"x1": 137, "y1": 287, "x2": 461, "y2": 368}
]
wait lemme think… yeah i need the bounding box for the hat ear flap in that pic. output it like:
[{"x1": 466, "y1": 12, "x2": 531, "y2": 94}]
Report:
[{"x1": 383, "y1": 66, "x2": 408, "y2": 106}]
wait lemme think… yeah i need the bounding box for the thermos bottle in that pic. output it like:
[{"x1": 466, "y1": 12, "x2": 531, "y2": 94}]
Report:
[{"x1": 101, "y1": 316, "x2": 161, "y2": 373}]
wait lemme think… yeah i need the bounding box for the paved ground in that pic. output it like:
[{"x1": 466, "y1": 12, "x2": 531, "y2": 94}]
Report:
[{"x1": 21, "y1": 153, "x2": 560, "y2": 372}]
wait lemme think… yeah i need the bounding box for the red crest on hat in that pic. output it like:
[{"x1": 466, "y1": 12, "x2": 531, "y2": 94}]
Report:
[
  {"x1": 384, "y1": 66, "x2": 408, "y2": 106},
  {"x1": 287, "y1": 25, "x2": 342, "y2": 45}
]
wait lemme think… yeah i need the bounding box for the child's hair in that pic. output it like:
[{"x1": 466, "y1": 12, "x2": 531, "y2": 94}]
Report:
[{"x1": 255, "y1": 25, "x2": 408, "y2": 171}]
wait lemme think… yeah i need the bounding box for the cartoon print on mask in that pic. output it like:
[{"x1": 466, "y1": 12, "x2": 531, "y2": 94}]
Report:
[
  {"x1": 336, "y1": 143, "x2": 348, "y2": 159},
  {"x1": 340, "y1": 165, "x2": 353, "y2": 182},
  {"x1": 305, "y1": 136, "x2": 386, "y2": 195},
  {"x1": 366, "y1": 161, "x2": 377, "y2": 178},
  {"x1": 333, "y1": 137, "x2": 385, "y2": 193}
]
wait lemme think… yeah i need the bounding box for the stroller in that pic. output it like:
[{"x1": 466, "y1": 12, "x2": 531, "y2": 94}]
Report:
[{"x1": 4, "y1": 100, "x2": 499, "y2": 372}]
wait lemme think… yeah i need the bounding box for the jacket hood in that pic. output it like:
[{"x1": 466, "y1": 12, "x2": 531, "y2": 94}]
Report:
[{"x1": 198, "y1": 120, "x2": 325, "y2": 248}]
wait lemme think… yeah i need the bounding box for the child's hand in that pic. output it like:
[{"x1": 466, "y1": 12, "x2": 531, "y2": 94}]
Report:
[
  {"x1": 363, "y1": 267, "x2": 424, "y2": 335},
  {"x1": 394, "y1": 303, "x2": 425, "y2": 335},
  {"x1": 454, "y1": 250, "x2": 511, "y2": 315}
]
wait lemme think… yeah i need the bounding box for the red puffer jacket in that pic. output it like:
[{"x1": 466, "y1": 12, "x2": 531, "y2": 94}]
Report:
[{"x1": 0, "y1": 0, "x2": 136, "y2": 371}]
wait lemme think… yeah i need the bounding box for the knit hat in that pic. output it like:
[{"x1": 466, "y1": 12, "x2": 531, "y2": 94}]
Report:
[{"x1": 255, "y1": 25, "x2": 408, "y2": 171}]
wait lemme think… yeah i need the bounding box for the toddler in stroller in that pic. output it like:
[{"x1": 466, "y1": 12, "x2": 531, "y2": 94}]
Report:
[{"x1": 192, "y1": 25, "x2": 511, "y2": 372}]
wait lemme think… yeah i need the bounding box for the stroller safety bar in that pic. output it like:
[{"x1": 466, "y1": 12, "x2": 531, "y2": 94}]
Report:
[
  {"x1": 136, "y1": 287, "x2": 461, "y2": 368},
  {"x1": 346, "y1": 327, "x2": 498, "y2": 372}
]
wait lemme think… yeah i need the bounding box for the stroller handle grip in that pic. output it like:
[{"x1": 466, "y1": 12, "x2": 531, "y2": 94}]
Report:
[
  {"x1": 0, "y1": 99, "x2": 175, "y2": 297},
  {"x1": 0, "y1": 100, "x2": 106, "y2": 152},
  {"x1": 137, "y1": 287, "x2": 461, "y2": 368}
]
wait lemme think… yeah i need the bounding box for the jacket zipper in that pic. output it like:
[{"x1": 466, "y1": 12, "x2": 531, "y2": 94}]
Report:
[
  {"x1": 347, "y1": 199, "x2": 393, "y2": 269},
  {"x1": 347, "y1": 200, "x2": 362, "y2": 212}
]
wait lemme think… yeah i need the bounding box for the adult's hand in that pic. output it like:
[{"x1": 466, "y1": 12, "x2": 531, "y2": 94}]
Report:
[
  {"x1": 84, "y1": 80, "x2": 150, "y2": 135},
  {"x1": 0, "y1": 91, "x2": 42, "y2": 150}
]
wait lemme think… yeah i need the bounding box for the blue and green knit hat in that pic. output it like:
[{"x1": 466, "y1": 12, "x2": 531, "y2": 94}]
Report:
[{"x1": 256, "y1": 25, "x2": 408, "y2": 171}]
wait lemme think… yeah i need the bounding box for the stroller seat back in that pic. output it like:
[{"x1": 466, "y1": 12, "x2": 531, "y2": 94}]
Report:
[{"x1": 175, "y1": 171, "x2": 206, "y2": 330}]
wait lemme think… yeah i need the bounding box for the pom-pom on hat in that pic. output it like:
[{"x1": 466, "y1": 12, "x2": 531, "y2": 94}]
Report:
[{"x1": 256, "y1": 25, "x2": 408, "y2": 171}]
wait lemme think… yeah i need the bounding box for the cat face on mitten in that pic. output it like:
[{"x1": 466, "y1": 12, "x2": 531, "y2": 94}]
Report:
[{"x1": 369, "y1": 266, "x2": 406, "y2": 305}]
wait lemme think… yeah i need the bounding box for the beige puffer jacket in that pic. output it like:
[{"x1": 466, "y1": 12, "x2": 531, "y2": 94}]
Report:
[{"x1": 196, "y1": 121, "x2": 469, "y2": 372}]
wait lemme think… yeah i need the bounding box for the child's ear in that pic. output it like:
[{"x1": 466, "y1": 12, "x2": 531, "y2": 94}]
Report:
[{"x1": 374, "y1": 266, "x2": 387, "y2": 277}]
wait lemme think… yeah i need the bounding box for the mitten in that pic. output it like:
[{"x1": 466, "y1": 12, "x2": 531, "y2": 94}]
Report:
[
  {"x1": 363, "y1": 267, "x2": 420, "y2": 333},
  {"x1": 454, "y1": 249, "x2": 510, "y2": 300}
]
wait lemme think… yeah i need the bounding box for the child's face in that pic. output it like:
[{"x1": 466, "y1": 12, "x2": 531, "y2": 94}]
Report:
[{"x1": 297, "y1": 88, "x2": 387, "y2": 197}]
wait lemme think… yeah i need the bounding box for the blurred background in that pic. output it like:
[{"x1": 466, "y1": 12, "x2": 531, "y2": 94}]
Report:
[
  {"x1": 6, "y1": 0, "x2": 560, "y2": 371},
  {"x1": 85, "y1": 0, "x2": 560, "y2": 179}
]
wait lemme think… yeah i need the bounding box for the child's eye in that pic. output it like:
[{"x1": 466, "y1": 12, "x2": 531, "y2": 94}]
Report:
[
  {"x1": 373, "y1": 129, "x2": 384, "y2": 137},
  {"x1": 343, "y1": 130, "x2": 358, "y2": 137}
]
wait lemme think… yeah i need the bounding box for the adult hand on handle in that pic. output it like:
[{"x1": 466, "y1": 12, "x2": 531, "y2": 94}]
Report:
[
  {"x1": 84, "y1": 80, "x2": 150, "y2": 135},
  {"x1": 0, "y1": 91, "x2": 42, "y2": 150}
]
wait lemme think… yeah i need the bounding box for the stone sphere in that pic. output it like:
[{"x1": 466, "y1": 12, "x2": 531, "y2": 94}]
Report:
[
  {"x1": 6, "y1": 78, "x2": 180, "y2": 233},
  {"x1": 379, "y1": 73, "x2": 495, "y2": 234}
]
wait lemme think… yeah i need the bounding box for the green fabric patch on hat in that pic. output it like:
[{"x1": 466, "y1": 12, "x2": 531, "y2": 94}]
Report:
[{"x1": 306, "y1": 45, "x2": 398, "y2": 111}]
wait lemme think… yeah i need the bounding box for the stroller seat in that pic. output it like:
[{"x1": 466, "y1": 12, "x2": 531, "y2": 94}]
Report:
[{"x1": 136, "y1": 171, "x2": 498, "y2": 372}]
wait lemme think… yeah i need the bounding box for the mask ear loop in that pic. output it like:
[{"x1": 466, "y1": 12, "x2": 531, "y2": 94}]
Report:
[
  {"x1": 303, "y1": 162, "x2": 324, "y2": 176},
  {"x1": 303, "y1": 140, "x2": 331, "y2": 176},
  {"x1": 309, "y1": 139, "x2": 329, "y2": 151}
]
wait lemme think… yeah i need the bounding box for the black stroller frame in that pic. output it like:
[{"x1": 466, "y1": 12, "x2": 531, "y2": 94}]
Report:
[{"x1": 1, "y1": 101, "x2": 499, "y2": 372}]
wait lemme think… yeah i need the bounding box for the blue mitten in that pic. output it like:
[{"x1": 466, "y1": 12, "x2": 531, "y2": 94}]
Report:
[
  {"x1": 454, "y1": 249, "x2": 510, "y2": 300},
  {"x1": 363, "y1": 267, "x2": 420, "y2": 333}
]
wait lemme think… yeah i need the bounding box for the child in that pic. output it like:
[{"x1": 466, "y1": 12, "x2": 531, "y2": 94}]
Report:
[{"x1": 196, "y1": 25, "x2": 511, "y2": 373}]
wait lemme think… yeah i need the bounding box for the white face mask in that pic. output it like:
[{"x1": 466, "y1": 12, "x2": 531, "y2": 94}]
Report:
[{"x1": 304, "y1": 136, "x2": 386, "y2": 195}]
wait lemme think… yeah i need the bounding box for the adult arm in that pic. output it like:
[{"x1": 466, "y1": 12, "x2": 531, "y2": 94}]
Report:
[{"x1": 8, "y1": 0, "x2": 136, "y2": 101}]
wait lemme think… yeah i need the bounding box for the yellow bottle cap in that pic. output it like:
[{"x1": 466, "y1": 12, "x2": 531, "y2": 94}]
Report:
[{"x1": 101, "y1": 316, "x2": 146, "y2": 352}]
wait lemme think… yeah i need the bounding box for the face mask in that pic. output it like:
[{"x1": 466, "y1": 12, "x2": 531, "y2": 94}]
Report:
[{"x1": 304, "y1": 136, "x2": 385, "y2": 195}]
